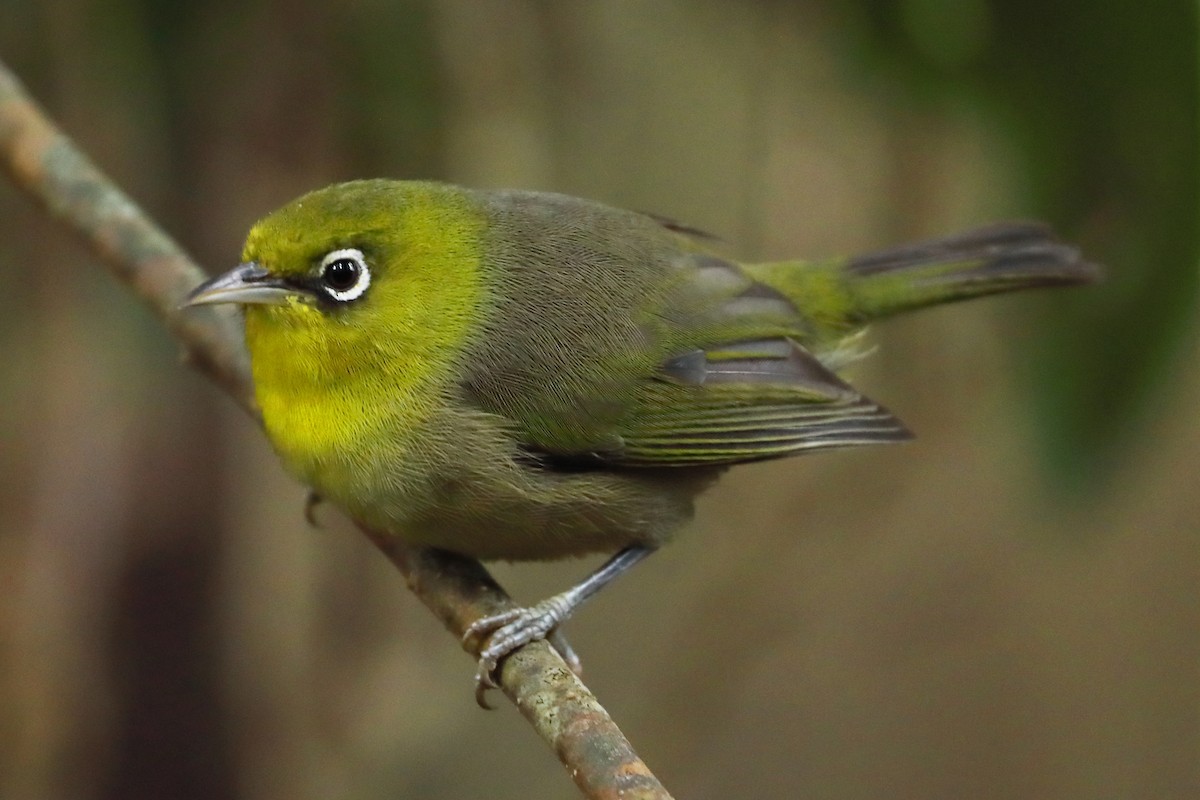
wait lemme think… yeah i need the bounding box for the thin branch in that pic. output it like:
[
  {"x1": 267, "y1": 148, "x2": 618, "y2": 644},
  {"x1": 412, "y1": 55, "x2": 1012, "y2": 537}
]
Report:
[
  {"x1": 0, "y1": 68, "x2": 254, "y2": 413},
  {"x1": 0, "y1": 58, "x2": 672, "y2": 800}
]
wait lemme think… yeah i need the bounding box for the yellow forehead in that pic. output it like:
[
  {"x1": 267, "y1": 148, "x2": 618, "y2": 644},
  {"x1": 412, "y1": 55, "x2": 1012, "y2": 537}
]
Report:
[
  {"x1": 239, "y1": 178, "x2": 489, "y2": 353},
  {"x1": 241, "y1": 179, "x2": 480, "y2": 278}
]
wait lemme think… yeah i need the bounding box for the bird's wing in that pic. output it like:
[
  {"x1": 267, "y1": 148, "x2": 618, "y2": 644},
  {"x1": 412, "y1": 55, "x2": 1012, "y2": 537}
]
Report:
[
  {"x1": 465, "y1": 190, "x2": 909, "y2": 469},
  {"x1": 609, "y1": 337, "x2": 910, "y2": 467}
]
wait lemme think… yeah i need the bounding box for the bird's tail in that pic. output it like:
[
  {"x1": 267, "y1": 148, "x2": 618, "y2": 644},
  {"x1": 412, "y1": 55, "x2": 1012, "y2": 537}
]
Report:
[
  {"x1": 744, "y1": 223, "x2": 1099, "y2": 337},
  {"x1": 838, "y1": 222, "x2": 1101, "y2": 322}
]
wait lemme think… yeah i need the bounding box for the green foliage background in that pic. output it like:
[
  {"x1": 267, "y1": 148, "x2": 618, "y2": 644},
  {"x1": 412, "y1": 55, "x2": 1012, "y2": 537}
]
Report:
[{"x1": 842, "y1": 0, "x2": 1200, "y2": 488}]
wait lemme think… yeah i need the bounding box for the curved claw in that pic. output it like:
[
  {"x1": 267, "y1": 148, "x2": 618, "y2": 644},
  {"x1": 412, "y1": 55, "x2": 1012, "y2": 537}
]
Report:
[
  {"x1": 465, "y1": 601, "x2": 577, "y2": 708},
  {"x1": 473, "y1": 660, "x2": 501, "y2": 709},
  {"x1": 459, "y1": 546, "x2": 655, "y2": 708}
]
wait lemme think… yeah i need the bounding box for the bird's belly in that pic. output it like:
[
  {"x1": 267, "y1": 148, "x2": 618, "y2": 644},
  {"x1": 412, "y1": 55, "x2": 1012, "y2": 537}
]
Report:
[
  {"x1": 323, "y1": 449, "x2": 713, "y2": 562},
  {"x1": 346, "y1": 458, "x2": 702, "y2": 561},
  {"x1": 263, "y1": 397, "x2": 712, "y2": 561}
]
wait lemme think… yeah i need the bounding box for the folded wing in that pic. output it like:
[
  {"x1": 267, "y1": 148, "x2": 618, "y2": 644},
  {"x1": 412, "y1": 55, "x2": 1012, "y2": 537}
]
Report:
[{"x1": 613, "y1": 338, "x2": 911, "y2": 467}]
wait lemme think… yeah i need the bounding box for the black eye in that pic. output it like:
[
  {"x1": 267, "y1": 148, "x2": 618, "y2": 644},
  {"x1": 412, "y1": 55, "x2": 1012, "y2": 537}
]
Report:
[
  {"x1": 318, "y1": 248, "x2": 371, "y2": 301},
  {"x1": 323, "y1": 258, "x2": 359, "y2": 290}
]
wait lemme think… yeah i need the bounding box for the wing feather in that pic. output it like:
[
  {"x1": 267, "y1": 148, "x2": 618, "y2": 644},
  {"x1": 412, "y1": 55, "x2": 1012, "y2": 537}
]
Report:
[{"x1": 613, "y1": 338, "x2": 911, "y2": 467}]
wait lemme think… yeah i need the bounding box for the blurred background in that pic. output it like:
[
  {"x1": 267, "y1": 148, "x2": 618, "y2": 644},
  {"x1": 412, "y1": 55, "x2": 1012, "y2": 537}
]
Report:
[{"x1": 1, "y1": 1, "x2": 1196, "y2": 798}]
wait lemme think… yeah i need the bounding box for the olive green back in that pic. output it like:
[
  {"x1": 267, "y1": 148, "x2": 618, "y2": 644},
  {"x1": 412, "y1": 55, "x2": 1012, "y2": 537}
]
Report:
[{"x1": 459, "y1": 189, "x2": 909, "y2": 467}]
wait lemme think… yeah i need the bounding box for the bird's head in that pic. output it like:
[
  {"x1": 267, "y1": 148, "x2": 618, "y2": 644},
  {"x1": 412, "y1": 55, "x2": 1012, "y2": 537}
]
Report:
[{"x1": 185, "y1": 179, "x2": 488, "y2": 382}]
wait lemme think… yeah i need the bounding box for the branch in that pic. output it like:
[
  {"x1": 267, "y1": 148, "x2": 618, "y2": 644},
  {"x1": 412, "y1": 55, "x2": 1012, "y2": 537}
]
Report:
[{"x1": 0, "y1": 59, "x2": 672, "y2": 800}]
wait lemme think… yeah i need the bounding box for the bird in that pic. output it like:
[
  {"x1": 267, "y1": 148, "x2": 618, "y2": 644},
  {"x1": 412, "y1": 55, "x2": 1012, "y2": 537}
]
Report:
[{"x1": 184, "y1": 179, "x2": 1099, "y2": 704}]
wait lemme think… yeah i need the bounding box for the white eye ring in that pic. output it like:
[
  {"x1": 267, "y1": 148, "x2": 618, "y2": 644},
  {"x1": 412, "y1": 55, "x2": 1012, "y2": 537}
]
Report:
[{"x1": 319, "y1": 248, "x2": 371, "y2": 302}]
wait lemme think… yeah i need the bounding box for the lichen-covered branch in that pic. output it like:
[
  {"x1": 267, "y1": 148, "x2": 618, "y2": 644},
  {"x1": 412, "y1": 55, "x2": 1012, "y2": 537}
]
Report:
[
  {"x1": 365, "y1": 533, "x2": 672, "y2": 800},
  {"x1": 0, "y1": 58, "x2": 672, "y2": 800},
  {"x1": 0, "y1": 66, "x2": 255, "y2": 414}
]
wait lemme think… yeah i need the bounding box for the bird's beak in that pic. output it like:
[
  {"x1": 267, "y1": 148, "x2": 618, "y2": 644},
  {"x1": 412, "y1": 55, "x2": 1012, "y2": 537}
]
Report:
[{"x1": 183, "y1": 262, "x2": 298, "y2": 307}]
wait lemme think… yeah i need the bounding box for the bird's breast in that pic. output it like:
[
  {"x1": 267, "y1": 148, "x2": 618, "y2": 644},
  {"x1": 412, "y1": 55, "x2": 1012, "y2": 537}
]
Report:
[{"x1": 244, "y1": 309, "x2": 449, "y2": 505}]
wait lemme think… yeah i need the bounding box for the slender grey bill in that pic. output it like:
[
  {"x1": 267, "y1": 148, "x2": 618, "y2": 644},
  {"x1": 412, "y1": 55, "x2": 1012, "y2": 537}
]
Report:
[{"x1": 183, "y1": 262, "x2": 297, "y2": 307}]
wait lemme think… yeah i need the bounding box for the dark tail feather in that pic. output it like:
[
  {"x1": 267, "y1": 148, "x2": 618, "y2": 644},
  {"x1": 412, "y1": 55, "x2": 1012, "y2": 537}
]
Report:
[{"x1": 846, "y1": 222, "x2": 1102, "y2": 321}]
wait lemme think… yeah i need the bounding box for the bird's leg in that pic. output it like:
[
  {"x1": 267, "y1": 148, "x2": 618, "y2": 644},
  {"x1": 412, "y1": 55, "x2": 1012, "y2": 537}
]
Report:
[
  {"x1": 304, "y1": 491, "x2": 323, "y2": 527},
  {"x1": 464, "y1": 544, "x2": 655, "y2": 707},
  {"x1": 546, "y1": 629, "x2": 582, "y2": 676}
]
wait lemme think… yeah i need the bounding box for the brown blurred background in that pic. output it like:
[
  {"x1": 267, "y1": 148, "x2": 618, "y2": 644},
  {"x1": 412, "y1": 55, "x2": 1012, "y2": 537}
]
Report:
[{"x1": 1, "y1": 1, "x2": 1197, "y2": 798}]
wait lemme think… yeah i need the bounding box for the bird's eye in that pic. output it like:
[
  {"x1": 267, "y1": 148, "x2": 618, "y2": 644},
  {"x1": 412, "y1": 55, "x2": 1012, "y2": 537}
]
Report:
[{"x1": 319, "y1": 248, "x2": 371, "y2": 302}]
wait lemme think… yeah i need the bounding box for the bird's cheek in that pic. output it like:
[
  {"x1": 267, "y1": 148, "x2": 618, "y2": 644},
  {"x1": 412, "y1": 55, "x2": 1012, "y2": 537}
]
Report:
[{"x1": 249, "y1": 298, "x2": 322, "y2": 328}]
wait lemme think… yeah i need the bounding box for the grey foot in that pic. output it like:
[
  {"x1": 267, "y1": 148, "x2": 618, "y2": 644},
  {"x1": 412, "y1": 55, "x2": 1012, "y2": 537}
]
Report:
[
  {"x1": 463, "y1": 596, "x2": 578, "y2": 708},
  {"x1": 459, "y1": 546, "x2": 655, "y2": 708}
]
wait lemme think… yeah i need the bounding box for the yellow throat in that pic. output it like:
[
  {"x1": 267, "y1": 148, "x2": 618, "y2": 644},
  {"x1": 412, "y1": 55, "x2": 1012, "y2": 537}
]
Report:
[{"x1": 239, "y1": 181, "x2": 488, "y2": 488}]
